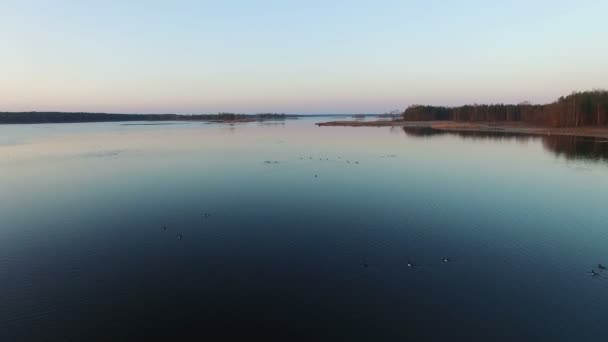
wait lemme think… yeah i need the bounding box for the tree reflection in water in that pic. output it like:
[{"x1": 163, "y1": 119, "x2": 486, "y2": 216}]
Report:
[{"x1": 400, "y1": 126, "x2": 608, "y2": 164}]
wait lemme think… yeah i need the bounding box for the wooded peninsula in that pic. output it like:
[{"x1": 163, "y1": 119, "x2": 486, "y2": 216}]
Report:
[{"x1": 319, "y1": 90, "x2": 608, "y2": 138}]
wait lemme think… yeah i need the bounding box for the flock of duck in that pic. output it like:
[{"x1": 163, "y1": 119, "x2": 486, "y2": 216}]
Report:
[
  {"x1": 162, "y1": 211, "x2": 604, "y2": 280},
  {"x1": 166, "y1": 154, "x2": 605, "y2": 280},
  {"x1": 165, "y1": 217, "x2": 454, "y2": 270},
  {"x1": 262, "y1": 155, "x2": 362, "y2": 165},
  {"x1": 264, "y1": 155, "x2": 362, "y2": 180}
]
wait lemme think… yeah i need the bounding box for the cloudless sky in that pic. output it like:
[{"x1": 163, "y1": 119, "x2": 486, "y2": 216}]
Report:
[{"x1": 1, "y1": 0, "x2": 607, "y2": 114}]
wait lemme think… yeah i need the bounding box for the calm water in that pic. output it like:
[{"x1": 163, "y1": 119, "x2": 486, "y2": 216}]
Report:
[{"x1": 1, "y1": 118, "x2": 608, "y2": 341}]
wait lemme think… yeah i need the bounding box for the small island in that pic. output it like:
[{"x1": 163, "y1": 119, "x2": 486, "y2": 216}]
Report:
[{"x1": 319, "y1": 90, "x2": 608, "y2": 138}]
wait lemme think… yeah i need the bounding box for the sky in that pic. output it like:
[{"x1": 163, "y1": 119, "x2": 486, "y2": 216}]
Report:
[{"x1": 1, "y1": 0, "x2": 607, "y2": 114}]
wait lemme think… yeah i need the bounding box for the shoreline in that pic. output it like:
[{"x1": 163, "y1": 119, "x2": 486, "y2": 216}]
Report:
[
  {"x1": 316, "y1": 120, "x2": 608, "y2": 139},
  {"x1": 0, "y1": 112, "x2": 294, "y2": 125}
]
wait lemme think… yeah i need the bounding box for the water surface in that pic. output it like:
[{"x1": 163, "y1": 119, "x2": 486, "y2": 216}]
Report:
[{"x1": 1, "y1": 118, "x2": 608, "y2": 341}]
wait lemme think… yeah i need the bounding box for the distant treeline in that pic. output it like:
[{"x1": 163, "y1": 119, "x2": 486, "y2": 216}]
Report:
[
  {"x1": 403, "y1": 90, "x2": 608, "y2": 127},
  {"x1": 0, "y1": 112, "x2": 288, "y2": 124}
]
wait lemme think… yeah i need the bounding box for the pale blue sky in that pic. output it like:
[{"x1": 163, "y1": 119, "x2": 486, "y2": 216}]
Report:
[{"x1": 1, "y1": 0, "x2": 607, "y2": 114}]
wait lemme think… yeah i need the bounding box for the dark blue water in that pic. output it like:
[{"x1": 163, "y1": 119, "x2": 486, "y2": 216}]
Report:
[{"x1": 1, "y1": 119, "x2": 608, "y2": 341}]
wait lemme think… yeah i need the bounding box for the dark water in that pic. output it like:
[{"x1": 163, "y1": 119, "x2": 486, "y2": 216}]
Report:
[{"x1": 1, "y1": 119, "x2": 608, "y2": 341}]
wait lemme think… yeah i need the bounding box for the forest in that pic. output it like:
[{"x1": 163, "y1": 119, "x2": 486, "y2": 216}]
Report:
[
  {"x1": 402, "y1": 90, "x2": 608, "y2": 127},
  {"x1": 0, "y1": 112, "x2": 289, "y2": 124}
]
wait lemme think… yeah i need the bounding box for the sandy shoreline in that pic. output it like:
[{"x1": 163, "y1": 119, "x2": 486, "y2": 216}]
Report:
[{"x1": 317, "y1": 120, "x2": 608, "y2": 139}]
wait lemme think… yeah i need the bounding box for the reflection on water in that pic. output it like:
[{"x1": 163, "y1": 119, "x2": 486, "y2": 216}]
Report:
[
  {"x1": 542, "y1": 136, "x2": 608, "y2": 163},
  {"x1": 1, "y1": 119, "x2": 608, "y2": 341},
  {"x1": 401, "y1": 126, "x2": 608, "y2": 164}
]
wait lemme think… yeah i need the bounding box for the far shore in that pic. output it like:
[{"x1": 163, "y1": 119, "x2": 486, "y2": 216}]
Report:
[
  {"x1": 0, "y1": 112, "x2": 294, "y2": 125},
  {"x1": 317, "y1": 120, "x2": 608, "y2": 139}
]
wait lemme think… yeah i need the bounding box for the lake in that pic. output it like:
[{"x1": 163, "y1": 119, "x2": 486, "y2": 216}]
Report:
[{"x1": 1, "y1": 118, "x2": 608, "y2": 341}]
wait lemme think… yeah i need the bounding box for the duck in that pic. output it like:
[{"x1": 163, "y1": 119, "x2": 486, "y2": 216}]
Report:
[
  {"x1": 177, "y1": 233, "x2": 183, "y2": 240},
  {"x1": 591, "y1": 269, "x2": 599, "y2": 276},
  {"x1": 407, "y1": 261, "x2": 415, "y2": 268},
  {"x1": 598, "y1": 264, "x2": 606, "y2": 271},
  {"x1": 442, "y1": 257, "x2": 450, "y2": 263}
]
